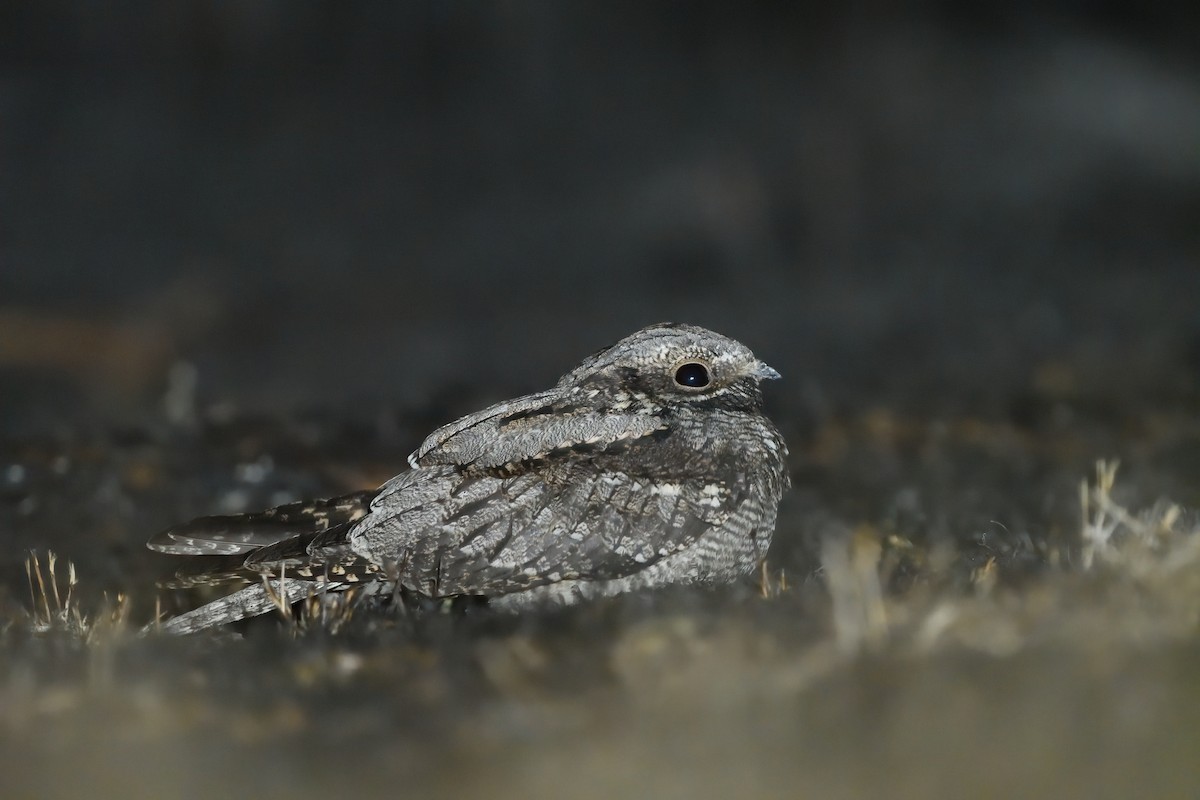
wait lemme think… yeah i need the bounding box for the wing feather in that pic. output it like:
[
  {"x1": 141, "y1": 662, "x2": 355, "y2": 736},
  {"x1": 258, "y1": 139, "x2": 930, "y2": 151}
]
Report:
[
  {"x1": 410, "y1": 388, "x2": 666, "y2": 470},
  {"x1": 354, "y1": 463, "x2": 738, "y2": 598}
]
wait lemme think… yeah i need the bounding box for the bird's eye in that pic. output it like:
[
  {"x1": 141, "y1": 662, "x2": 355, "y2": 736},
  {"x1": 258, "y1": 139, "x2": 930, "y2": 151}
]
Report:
[{"x1": 674, "y1": 361, "x2": 712, "y2": 389}]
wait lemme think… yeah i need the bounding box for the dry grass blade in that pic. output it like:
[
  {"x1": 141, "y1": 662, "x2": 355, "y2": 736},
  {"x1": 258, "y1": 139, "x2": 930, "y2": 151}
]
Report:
[
  {"x1": 23, "y1": 550, "x2": 130, "y2": 640},
  {"x1": 757, "y1": 560, "x2": 790, "y2": 599},
  {"x1": 822, "y1": 526, "x2": 887, "y2": 655},
  {"x1": 261, "y1": 565, "x2": 295, "y2": 625},
  {"x1": 1081, "y1": 459, "x2": 1191, "y2": 571}
]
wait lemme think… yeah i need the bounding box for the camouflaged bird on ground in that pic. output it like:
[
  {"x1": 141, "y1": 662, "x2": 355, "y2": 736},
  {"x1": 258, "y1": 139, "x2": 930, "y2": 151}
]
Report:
[{"x1": 148, "y1": 323, "x2": 789, "y2": 633}]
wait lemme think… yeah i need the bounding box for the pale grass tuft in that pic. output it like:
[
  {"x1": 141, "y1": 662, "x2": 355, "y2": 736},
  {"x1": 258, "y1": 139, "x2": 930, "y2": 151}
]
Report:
[
  {"x1": 907, "y1": 460, "x2": 1200, "y2": 655},
  {"x1": 1081, "y1": 459, "x2": 1192, "y2": 570},
  {"x1": 814, "y1": 461, "x2": 1200, "y2": 660},
  {"x1": 821, "y1": 525, "x2": 888, "y2": 655},
  {"x1": 260, "y1": 565, "x2": 295, "y2": 624},
  {"x1": 262, "y1": 566, "x2": 360, "y2": 637},
  {"x1": 23, "y1": 550, "x2": 131, "y2": 641},
  {"x1": 757, "y1": 559, "x2": 788, "y2": 599},
  {"x1": 294, "y1": 586, "x2": 359, "y2": 635}
]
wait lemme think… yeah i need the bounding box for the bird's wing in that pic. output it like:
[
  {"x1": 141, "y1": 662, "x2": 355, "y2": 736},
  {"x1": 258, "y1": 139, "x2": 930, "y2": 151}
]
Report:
[
  {"x1": 410, "y1": 389, "x2": 666, "y2": 470},
  {"x1": 408, "y1": 389, "x2": 559, "y2": 466},
  {"x1": 355, "y1": 460, "x2": 743, "y2": 598}
]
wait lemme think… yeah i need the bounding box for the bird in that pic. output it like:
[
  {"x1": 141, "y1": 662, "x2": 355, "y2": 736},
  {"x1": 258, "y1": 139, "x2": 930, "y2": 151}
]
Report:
[{"x1": 146, "y1": 323, "x2": 790, "y2": 634}]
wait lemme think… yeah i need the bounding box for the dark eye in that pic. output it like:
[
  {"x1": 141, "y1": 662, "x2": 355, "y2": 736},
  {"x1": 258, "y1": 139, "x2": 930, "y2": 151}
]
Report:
[{"x1": 674, "y1": 361, "x2": 711, "y2": 389}]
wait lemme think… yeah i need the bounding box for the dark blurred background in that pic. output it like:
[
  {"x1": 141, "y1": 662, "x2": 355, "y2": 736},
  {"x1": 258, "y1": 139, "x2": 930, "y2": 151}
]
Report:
[{"x1": 3, "y1": 2, "x2": 1197, "y2": 430}]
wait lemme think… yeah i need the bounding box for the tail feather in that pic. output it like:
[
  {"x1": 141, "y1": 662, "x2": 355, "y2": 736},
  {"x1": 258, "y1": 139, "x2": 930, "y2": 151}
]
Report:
[
  {"x1": 146, "y1": 579, "x2": 345, "y2": 635},
  {"x1": 145, "y1": 490, "x2": 376, "y2": 632},
  {"x1": 147, "y1": 491, "x2": 376, "y2": 556}
]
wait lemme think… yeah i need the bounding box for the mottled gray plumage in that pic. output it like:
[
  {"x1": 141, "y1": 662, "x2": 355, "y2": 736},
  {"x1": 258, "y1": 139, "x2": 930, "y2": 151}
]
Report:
[{"x1": 147, "y1": 323, "x2": 789, "y2": 633}]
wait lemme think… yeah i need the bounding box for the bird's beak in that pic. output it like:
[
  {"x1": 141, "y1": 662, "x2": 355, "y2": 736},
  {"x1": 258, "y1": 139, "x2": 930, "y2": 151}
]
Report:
[{"x1": 753, "y1": 361, "x2": 782, "y2": 381}]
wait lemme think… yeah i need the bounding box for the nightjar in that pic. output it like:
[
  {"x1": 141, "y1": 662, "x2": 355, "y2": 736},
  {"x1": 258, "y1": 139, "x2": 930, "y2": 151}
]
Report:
[{"x1": 147, "y1": 323, "x2": 789, "y2": 633}]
